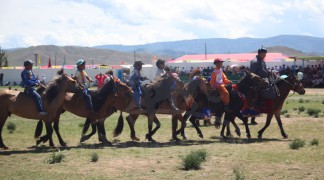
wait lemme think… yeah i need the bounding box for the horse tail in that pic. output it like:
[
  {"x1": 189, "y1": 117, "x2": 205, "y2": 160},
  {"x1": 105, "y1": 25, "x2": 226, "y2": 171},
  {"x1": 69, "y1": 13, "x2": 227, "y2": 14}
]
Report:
[
  {"x1": 34, "y1": 120, "x2": 43, "y2": 139},
  {"x1": 113, "y1": 111, "x2": 124, "y2": 137},
  {"x1": 82, "y1": 118, "x2": 91, "y2": 135}
]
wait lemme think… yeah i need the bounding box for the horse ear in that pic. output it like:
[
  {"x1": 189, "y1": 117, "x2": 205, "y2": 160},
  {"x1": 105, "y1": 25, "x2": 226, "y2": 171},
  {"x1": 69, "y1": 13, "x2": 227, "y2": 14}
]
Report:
[
  {"x1": 245, "y1": 70, "x2": 251, "y2": 76},
  {"x1": 57, "y1": 69, "x2": 64, "y2": 75}
]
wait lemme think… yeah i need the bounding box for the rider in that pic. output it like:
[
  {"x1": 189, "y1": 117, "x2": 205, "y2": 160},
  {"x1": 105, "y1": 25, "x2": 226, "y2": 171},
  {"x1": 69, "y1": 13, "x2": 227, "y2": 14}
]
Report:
[
  {"x1": 154, "y1": 59, "x2": 165, "y2": 81},
  {"x1": 21, "y1": 60, "x2": 47, "y2": 116},
  {"x1": 74, "y1": 59, "x2": 96, "y2": 116},
  {"x1": 130, "y1": 61, "x2": 148, "y2": 110},
  {"x1": 210, "y1": 58, "x2": 232, "y2": 111}
]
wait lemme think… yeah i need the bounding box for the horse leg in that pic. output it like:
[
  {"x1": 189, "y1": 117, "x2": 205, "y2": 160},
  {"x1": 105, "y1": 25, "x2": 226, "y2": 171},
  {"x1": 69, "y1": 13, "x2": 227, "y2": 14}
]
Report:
[
  {"x1": 80, "y1": 119, "x2": 97, "y2": 143},
  {"x1": 220, "y1": 119, "x2": 230, "y2": 139},
  {"x1": 189, "y1": 115, "x2": 204, "y2": 139},
  {"x1": 274, "y1": 113, "x2": 288, "y2": 138},
  {"x1": 37, "y1": 121, "x2": 54, "y2": 147},
  {"x1": 237, "y1": 114, "x2": 250, "y2": 139},
  {"x1": 126, "y1": 114, "x2": 140, "y2": 141},
  {"x1": 0, "y1": 115, "x2": 9, "y2": 149},
  {"x1": 82, "y1": 117, "x2": 91, "y2": 135},
  {"x1": 53, "y1": 119, "x2": 66, "y2": 146},
  {"x1": 150, "y1": 115, "x2": 161, "y2": 140},
  {"x1": 251, "y1": 117, "x2": 257, "y2": 125},
  {"x1": 258, "y1": 113, "x2": 273, "y2": 139},
  {"x1": 97, "y1": 120, "x2": 111, "y2": 145},
  {"x1": 180, "y1": 111, "x2": 191, "y2": 140},
  {"x1": 145, "y1": 114, "x2": 155, "y2": 142}
]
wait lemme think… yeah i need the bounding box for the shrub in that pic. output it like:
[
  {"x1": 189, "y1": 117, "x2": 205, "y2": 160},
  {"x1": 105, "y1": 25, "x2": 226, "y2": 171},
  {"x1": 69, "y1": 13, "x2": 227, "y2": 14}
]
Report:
[
  {"x1": 285, "y1": 101, "x2": 289, "y2": 104},
  {"x1": 307, "y1": 108, "x2": 321, "y2": 117},
  {"x1": 79, "y1": 123, "x2": 84, "y2": 128},
  {"x1": 233, "y1": 166, "x2": 245, "y2": 180},
  {"x1": 299, "y1": 98, "x2": 304, "y2": 103},
  {"x1": 280, "y1": 110, "x2": 288, "y2": 115},
  {"x1": 182, "y1": 149, "x2": 207, "y2": 170},
  {"x1": 322, "y1": 100, "x2": 324, "y2": 104},
  {"x1": 289, "y1": 139, "x2": 305, "y2": 150},
  {"x1": 91, "y1": 152, "x2": 99, "y2": 162},
  {"x1": 285, "y1": 114, "x2": 290, "y2": 118},
  {"x1": 298, "y1": 106, "x2": 305, "y2": 112},
  {"x1": 47, "y1": 152, "x2": 65, "y2": 164},
  {"x1": 310, "y1": 138, "x2": 319, "y2": 146},
  {"x1": 293, "y1": 107, "x2": 297, "y2": 111},
  {"x1": 7, "y1": 122, "x2": 16, "y2": 134},
  {"x1": 305, "y1": 99, "x2": 309, "y2": 103}
]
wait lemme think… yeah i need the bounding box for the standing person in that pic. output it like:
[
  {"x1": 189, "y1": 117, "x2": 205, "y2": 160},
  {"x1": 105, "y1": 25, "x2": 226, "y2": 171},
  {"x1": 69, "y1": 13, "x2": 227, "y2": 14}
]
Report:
[
  {"x1": 210, "y1": 58, "x2": 232, "y2": 111},
  {"x1": 95, "y1": 72, "x2": 107, "y2": 89},
  {"x1": 0, "y1": 73, "x2": 3, "y2": 86},
  {"x1": 154, "y1": 59, "x2": 165, "y2": 81},
  {"x1": 74, "y1": 59, "x2": 96, "y2": 115},
  {"x1": 21, "y1": 60, "x2": 47, "y2": 116},
  {"x1": 130, "y1": 61, "x2": 147, "y2": 110}
]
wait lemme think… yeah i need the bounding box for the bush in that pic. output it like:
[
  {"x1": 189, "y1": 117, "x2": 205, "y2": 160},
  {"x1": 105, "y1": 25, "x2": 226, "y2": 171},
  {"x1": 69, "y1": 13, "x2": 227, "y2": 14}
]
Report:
[
  {"x1": 79, "y1": 123, "x2": 84, "y2": 128},
  {"x1": 285, "y1": 114, "x2": 290, "y2": 118},
  {"x1": 307, "y1": 108, "x2": 321, "y2": 117},
  {"x1": 289, "y1": 139, "x2": 305, "y2": 150},
  {"x1": 322, "y1": 100, "x2": 324, "y2": 104},
  {"x1": 305, "y1": 99, "x2": 309, "y2": 103},
  {"x1": 310, "y1": 138, "x2": 319, "y2": 146},
  {"x1": 280, "y1": 110, "x2": 288, "y2": 115},
  {"x1": 298, "y1": 106, "x2": 305, "y2": 112},
  {"x1": 7, "y1": 122, "x2": 16, "y2": 134},
  {"x1": 293, "y1": 107, "x2": 297, "y2": 111},
  {"x1": 233, "y1": 166, "x2": 245, "y2": 180},
  {"x1": 47, "y1": 152, "x2": 65, "y2": 164},
  {"x1": 91, "y1": 152, "x2": 99, "y2": 162},
  {"x1": 182, "y1": 149, "x2": 207, "y2": 170},
  {"x1": 299, "y1": 98, "x2": 304, "y2": 103}
]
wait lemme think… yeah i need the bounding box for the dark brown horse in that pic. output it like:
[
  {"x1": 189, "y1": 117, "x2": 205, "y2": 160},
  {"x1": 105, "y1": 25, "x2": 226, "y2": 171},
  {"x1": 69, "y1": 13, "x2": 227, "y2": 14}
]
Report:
[
  {"x1": 235, "y1": 71, "x2": 306, "y2": 138},
  {"x1": 0, "y1": 71, "x2": 76, "y2": 149}
]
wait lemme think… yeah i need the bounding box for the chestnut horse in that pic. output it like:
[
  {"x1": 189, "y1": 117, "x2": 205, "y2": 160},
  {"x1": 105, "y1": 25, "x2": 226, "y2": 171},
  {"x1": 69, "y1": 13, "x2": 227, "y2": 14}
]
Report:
[
  {"x1": 0, "y1": 71, "x2": 76, "y2": 149},
  {"x1": 34, "y1": 79, "x2": 133, "y2": 146},
  {"x1": 236, "y1": 71, "x2": 306, "y2": 138}
]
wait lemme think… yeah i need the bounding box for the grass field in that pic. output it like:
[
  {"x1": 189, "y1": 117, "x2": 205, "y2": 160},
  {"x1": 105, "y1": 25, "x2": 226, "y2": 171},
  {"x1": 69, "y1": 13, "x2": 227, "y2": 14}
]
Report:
[{"x1": 0, "y1": 87, "x2": 323, "y2": 179}]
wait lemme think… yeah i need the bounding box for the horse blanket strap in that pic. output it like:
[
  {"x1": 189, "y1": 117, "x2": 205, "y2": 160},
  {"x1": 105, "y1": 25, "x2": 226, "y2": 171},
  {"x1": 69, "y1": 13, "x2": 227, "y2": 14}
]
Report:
[{"x1": 232, "y1": 84, "x2": 247, "y2": 112}]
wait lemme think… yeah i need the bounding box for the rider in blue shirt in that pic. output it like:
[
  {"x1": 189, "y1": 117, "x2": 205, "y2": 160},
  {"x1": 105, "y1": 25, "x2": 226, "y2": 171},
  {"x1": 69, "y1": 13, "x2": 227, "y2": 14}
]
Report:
[
  {"x1": 130, "y1": 61, "x2": 148, "y2": 110},
  {"x1": 21, "y1": 60, "x2": 47, "y2": 116}
]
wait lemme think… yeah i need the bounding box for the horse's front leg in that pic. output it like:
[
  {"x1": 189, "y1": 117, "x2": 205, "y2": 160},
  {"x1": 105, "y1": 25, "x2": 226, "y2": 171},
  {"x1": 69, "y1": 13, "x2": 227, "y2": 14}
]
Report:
[
  {"x1": 126, "y1": 114, "x2": 140, "y2": 141},
  {"x1": 80, "y1": 118, "x2": 97, "y2": 143},
  {"x1": 145, "y1": 114, "x2": 155, "y2": 142},
  {"x1": 274, "y1": 113, "x2": 288, "y2": 138},
  {"x1": 258, "y1": 113, "x2": 273, "y2": 139},
  {"x1": 37, "y1": 120, "x2": 54, "y2": 147}
]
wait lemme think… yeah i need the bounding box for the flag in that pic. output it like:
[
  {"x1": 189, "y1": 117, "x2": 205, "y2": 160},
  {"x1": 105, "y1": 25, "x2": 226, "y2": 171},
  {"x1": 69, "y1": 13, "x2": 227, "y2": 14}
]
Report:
[
  {"x1": 62, "y1": 55, "x2": 66, "y2": 69},
  {"x1": 121, "y1": 60, "x2": 124, "y2": 65},
  {"x1": 38, "y1": 54, "x2": 41, "y2": 66},
  {"x1": 48, "y1": 57, "x2": 52, "y2": 68}
]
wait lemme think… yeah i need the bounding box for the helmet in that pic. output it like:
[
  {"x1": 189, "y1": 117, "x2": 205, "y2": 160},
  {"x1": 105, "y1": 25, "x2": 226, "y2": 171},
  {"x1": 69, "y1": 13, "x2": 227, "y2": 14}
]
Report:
[
  {"x1": 23, "y1": 59, "x2": 34, "y2": 67},
  {"x1": 213, "y1": 58, "x2": 224, "y2": 65},
  {"x1": 258, "y1": 48, "x2": 267, "y2": 53},
  {"x1": 76, "y1": 59, "x2": 85, "y2": 66}
]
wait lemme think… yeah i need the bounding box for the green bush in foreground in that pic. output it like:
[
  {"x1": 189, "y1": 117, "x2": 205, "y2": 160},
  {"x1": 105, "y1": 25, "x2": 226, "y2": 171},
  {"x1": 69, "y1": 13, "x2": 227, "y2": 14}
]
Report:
[
  {"x1": 91, "y1": 152, "x2": 99, "y2": 162},
  {"x1": 298, "y1": 106, "x2": 305, "y2": 112},
  {"x1": 280, "y1": 109, "x2": 288, "y2": 115},
  {"x1": 307, "y1": 108, "x2": 321, "y2": 117},
  {"x1": 7, "y1": 122, "x2": 16, "y2": 134},
  {"x1": 289, "y1": 139, "x2": 305, "y2": 150},
  {"x1": 233, "y1": 166, "x2": 245, "y2": 180},
  {"x1": 310, "y1": 138, "x2": 319, "y2": 146},
  {"x1": 47, "y1": 152, "x2": 65, "y2": 164},
  {"x1": 182, "y1": 149, "x2": 207, "y2": 170}
]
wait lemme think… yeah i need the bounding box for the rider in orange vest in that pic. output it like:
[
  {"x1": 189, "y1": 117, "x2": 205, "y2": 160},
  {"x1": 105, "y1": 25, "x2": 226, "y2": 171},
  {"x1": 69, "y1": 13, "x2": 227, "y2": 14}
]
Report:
[{"x1": 210, "y1": 58, "x2": 232, "y2": 111}]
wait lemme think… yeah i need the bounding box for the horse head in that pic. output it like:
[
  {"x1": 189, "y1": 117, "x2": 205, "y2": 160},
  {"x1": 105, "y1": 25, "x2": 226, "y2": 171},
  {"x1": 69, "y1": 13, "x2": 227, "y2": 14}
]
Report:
[
  {"x1": 112, "y1": 79, "x2": 134, "y2": 110},
  {"x1": 285, "y1": 74, "x2": 306, "y2": 95},
  {"x1": 185, "y1": 77, "x2": 208, "y2": 97}
]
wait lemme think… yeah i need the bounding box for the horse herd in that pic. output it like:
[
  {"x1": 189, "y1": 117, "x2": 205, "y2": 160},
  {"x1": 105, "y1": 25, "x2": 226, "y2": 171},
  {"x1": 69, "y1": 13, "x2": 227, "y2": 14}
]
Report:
[{"x1": 0, "y1": 70, "x2": 305, "y2": 149}]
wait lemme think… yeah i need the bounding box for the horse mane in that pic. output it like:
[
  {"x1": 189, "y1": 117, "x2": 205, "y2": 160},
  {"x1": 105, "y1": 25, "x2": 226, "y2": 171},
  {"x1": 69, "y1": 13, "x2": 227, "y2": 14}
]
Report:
[
  {"x1": 44, "y1": 77, "x2": 62, "y2": 103},
  {"x1": 185, "y1": 77, "x2": 208, "y2": 96},
  {"x1": 148, "y1": 75, "x2": 174, "y2": 89},
  {"x1": 189, "y1": 69, "x2": 201, "y2": 80},
  {"x1": 91, "y1": 79, "x2": 115, "y2": 111}
]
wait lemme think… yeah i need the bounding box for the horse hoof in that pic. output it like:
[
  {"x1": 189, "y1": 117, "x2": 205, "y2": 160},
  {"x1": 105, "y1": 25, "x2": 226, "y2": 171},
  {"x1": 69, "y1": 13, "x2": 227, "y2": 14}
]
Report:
[
  {"x1": 102, "y1": 140, "x2": 112, "y2": 146},
  {"x1": 60, "y1": 142, "x2": 67, "y2": 147},
  {"x1": 221, "y1": 135, "x2": 227, "y2": 139},
  {"x1": 173, "y1": 137, "x2": 181, "y2": 142},
  {"x1": 80, "y1": 136, "x2": 88, "y2": 143},
  {"x1": 198, "y1": 134, "x2": 204, "y2": 139},
  {"x1": 182, "y1": 136, "x2": 187, "y2": 140},
  {"x1": 283, "y1": 134, "x2": 288, "y2": 139},
  {"x1": 247, "y1": 134, "x2": 251, "y2": 139},
  {"x1": 258, "y1": 134, "x2": 262, "y2": 139},
  {"x1": 1, "y1": 146, "x2": 9, "y2": 150},
  {"x1": 235, "y1": 131, "x2": 241, "y2": 137},
  {"x1": 36, "y1": 139, "x2": 42, "y2": 146}
]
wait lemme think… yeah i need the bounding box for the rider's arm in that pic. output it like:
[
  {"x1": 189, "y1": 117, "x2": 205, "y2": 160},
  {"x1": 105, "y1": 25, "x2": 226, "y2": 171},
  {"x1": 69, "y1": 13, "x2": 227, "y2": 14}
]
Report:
[
  {"x1": 21, "y1": 71, "x2": 38, "y2": 87},
  {"x1": 210, "y1": 71, "x2": 216, "y2": 88},
  {"x1": 250, "y1": 61, "x2": 258, "y2": 74},
  {"x1": 222, "y1": 72, "x2": 231, "y2": 84}
]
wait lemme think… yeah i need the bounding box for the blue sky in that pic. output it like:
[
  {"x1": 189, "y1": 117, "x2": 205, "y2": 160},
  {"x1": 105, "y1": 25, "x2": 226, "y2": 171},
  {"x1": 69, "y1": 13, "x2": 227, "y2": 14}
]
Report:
[{"x1": 0, "y1": 0, "x2": 324, "y2": 49}]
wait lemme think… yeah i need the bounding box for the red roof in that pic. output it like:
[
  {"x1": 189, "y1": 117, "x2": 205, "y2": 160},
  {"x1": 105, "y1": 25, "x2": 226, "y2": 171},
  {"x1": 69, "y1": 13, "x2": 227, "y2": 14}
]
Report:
[{"x1": 167, "y1": 53, "x2": 289, "y2": 63}]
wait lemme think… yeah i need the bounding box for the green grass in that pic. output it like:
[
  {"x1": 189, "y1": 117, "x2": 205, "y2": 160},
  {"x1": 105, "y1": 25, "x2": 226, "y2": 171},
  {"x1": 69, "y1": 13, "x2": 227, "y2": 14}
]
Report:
[
  {"x1": 310, "y1": 139, "x2": 319, "y2": 146},
  {"x1": 233, "y1": 166, "x2": 245, "y2": 180},
  {"x1": 6, "y1": 122, "x2": 16, "y2": 134},
  {"x1": 0, "y1": 88, "x2": 323, "y2": 179}
]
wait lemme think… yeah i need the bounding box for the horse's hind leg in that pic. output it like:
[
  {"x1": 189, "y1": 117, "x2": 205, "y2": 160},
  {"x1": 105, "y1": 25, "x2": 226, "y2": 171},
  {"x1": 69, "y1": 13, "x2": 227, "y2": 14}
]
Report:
[
  {"x1": 274, "y1": 113, "x2": 288, "y2": 138},
  {"x1": 237, "y1": 114, "x2": 250, "y2": 139},
  {"x1": 180, "y1": 111, "x2": 191, "y2": 140},
  {"x1": 0, "y1": 115, "x2": 9, "y2": 149},
  {"x1": 80, "y1": 120, "x2": 97, "y2": 143},
  {"x1": 37, "y1": 121, "x2": 54, "y2": 146},
  {"x1": 220, "y1": 119, "x2": 230, "y2": 139},
  {"x1": 188, "y1": 115, "x2": 203, "y2": 139},
  {"x1": 258, "y1": 113, "x2": 273, "y2": 139},
  {"x1": 145, "y1": 114, "x2": 156, "y2": 142},
  {"x1": 126, "y1": 114, "x2": 140, "y2": 141},
  {"x1": 53, "y1": 119, "x2": 66, "y2": 146}
]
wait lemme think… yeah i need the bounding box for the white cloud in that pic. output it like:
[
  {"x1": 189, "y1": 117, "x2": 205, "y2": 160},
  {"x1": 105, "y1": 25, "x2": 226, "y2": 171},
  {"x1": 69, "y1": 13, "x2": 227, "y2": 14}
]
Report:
[{"x1": 0, "y1": 0, "x2": 324, "y2": 49}]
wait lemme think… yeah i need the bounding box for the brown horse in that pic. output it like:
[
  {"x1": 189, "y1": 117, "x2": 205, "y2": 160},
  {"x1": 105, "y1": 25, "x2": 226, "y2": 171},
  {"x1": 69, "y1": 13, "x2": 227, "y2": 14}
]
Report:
[
  {"x1": 34, "y1": 79, "x2": 133, "y2": 146},
  {"x1": 236, "y1": 71, "x2": 306, "y2": 138},
  {"x1": 0, "y1": 71, "x2": 76, "y2": 149}
]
